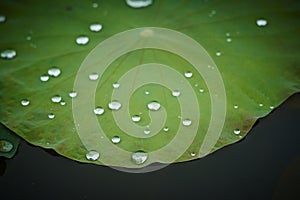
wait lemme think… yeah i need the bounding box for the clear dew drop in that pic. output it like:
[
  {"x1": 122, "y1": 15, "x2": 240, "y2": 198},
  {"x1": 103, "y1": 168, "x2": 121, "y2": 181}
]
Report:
[
  {"x1": 199, "y1": 88, "x2": 204, "y2": 93},
  {"x1": 225, "y1": 32, "x2": 230, "y2": 37},
  {"x1": 48, "y1": 113, "x2": 55, "y2": 119},
  {"x1": 69, "y1": 91, "x2": 77, "y2": 98},
  {"x1": 112, "y1": 83, "x2": 120, "y2": 89},
  {"x1": 89, "y1": 23, "x2": 102, "y2": 32},
  {"x1": 163, "y1": 127, "x2": 169, "y2": 132},
  {"x1": 184, "y1": 71, "x2": 193, "y2": 78},
  {"x1": 0, "y1": 15, "x2": 6, "y2": 23},
  {"x1": 40, "y1": 74, "x2": 49, "y2": 82},
  {"x1": 182, "y1": 119, "x2": 192, "y2": 126},
  {"x1": 86, "y1": 150, "x2": 100, "y2": 161},
  {"x1": 131, "y1": 115, "x2": 141, "y2": 122},
  {"x1": 270, "y1": 105, "x2": 274, "y2": 109},
  {"x1": 88, "y1": 73, "x2": 99, "y2": 81},
  {"x1": 48, "y1": 67, "x2": 61, "y2": 77},
  {"x1": 233, "y1": 105, "x2": 239, "y2": 109},
  {"x1": 60, "y1": 101, "x2": 66, "y2": 106},
  {"x1": 147, "y1": 101, "x2": 161, "y2": 111},
  {"x1": 233, "y1": 129, "x2": 241, "y2": 135},
  {"x1": 94, "y1": 107, "x2": 105, "y2": 115},
  {"x1": 216, "y1": 51, "x2": 222, "y2": 56},
  {"x1": 259, "y1": 103, "x2": 263, "y2": 107},
  {"x1": 21, "y1": 99, "x2": 30, "y2": 106},
  {"x1": 125, "y1": 0, "x2": 153, "y2": 8},
  {"x1": 51, "y1": 95, "x2": 62, "y2": 103},
  {"x1": 0, "y1": 140, "x2": 13, "y2": 153},
  {"x1": 190, "y1": 152, "x2": 196, "y2": 157},
  {"x1": 144, "y1": 128, "x2": 150, "y2": 135},
  {"x1": 108, "y1": 100, "x2": 122, "y2": 110},
  {"x1": 256, "y1": 18, "x2": 268, "y2": 27},
  {"x1": 76, "y1": 35, "x2": 89, "y2": 45},
  {"x1": 111, "y1": 136, "x2": 121, "y2": 144},
  {"x1": 131, "y1": 151, "x2": 148, "y2": 165},
  {"x1": 226, "y1": 38, "x2": 232, "y2": 43},
  {"x1": 1, "y1": 49, "x2": 16, "y2": 59},
  {"x1": 145, "y1": 91, "x2": 150, "y2": 95},
  {"x1": 92, "y1": 2, "x2": 99, "y2": 8},
  {"x1": 172, "y1": 90, "x2": 181, "y2": 97}
]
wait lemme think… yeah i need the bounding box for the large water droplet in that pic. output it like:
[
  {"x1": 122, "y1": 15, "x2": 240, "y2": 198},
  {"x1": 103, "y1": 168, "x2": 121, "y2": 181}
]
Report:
[
  {"x1": 21, "y1": 99, "x2": 30, "y2": 106},
  {"x1": 94, "y1": 107, "x2": 104, "y2": 115},
  {"x1": 1, "y1": 49, "x2": 16, "y2": 59},
  {"x1": 69, "y1": 91, "x2": 77, "y2": 98},
  {"x1": 182, "y1": 119, "x2": 192, "y2": 126},
  {"x1": 256, "y1": 18, "x2": 268, "y2": 27},
  {"x1": 112, "y1": 83, "x2": 120, "y2": 89},
  {"x1": 125, "y1": 0, "x2": 153, "y2": 8},
  {"x1": 0, "y1": 140, "x2": 13, "y2": 152},
  {"x1": 51, "y1": 95, "x2": 62, "y2": 103},
  {"x1": 184, "y1": 71, "x2": 193, "y2": 78},
  {"x1": 108, "y1": 100, "x2": 122, "y2": 110},
  {"x1": 86, "y1": 150, "x2": 100, "y2": 161},
  {"x1": 111, "y1": 136, "x2": 121, "y2": 144},
  {"x1": 48, "y1": 113, "x2": 55, "y2": 119},
  {"x1": 147, "y1": 101, "x2": 161, "y2": 111},
  {"x1": 172, "y1": 90, "x2": 180, "y2": 97},
  {"x1": 88, "y1": 73, "x2": 99, "y2": 81},
  {"x1": 40, "y1": 74, "x2": 49, "y2": 82},
  {"x1": 132, "y1": 115, "x2": 141, "y2": 122},
  {"x1": 131, "y1": 151, "x2": 148, "y2": 165},
  {"x1": 48, "y1": 67, "x2": 61, "y2": 77},
  {"x1": 233, "y1": 129, "x2": 241, "y2": 135},
  {"x1": 144, "y1": 128, "x2": 150, "y2": 135},
  {"x1": 89, "y1": 23, "x2": 102, "y2": 32},
  {"x1": 76, "y1": 36, "x2": 89, "y2": 45},
  {"x1": 0, "y1": 15, "x2": 6, "y2": 23}
]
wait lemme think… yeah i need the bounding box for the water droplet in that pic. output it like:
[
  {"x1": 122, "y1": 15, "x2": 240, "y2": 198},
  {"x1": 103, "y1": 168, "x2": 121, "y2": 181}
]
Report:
[
  {"x1": 184, "y1": 71, "x2": 193, "y2": 78},
  {"x1": 182, "y1": 119, "x2": 192, "y2": 126},
  {"x1": 48, "y1": 113, "x2": 55, "y2": 119},
  {"x1": 51, "y1": 95, "x2": 62, "y2": 103},
  {"x1": 163, "y1": 127, "x2": 169, "y2": 132},
  {"x1": 131, "y1": 151, "x2": 148, "y2": 165},
  {"x1": 216, "y1": 51, "x2": 222, "y2": 56},
  {"x1": 108, "y1": 100, "x2": 122, "y2": 110},
  {"x1": 125, "y1": 0, "x2": 153, "y2": 8},
  {"x1": 233, "y1": 105, "x2": 239, "y2": 109},
  {"x1": 40, "y1": 74, "x2": 49, "y2": 82},
  {"x1": 132, "y1": 115, "x2": 141, "y2": 122},
  {"x1": 112, "y1": 83, "x2": 120, "y2": 89},
  {"x1": 233, "y1": 129, "x2": 241, "y2": 135},
  {"x1": 194, "y1": 83, "x2": 198, "y2": 87},
  {"x1": 60, "y1": 101, "x2": 66, "y2": 106},
  {"x1": 0, "y1": 15, "x2": 6, "y2": 23},
  {"x1": 0, "y1": 140, "x2": 13, "y2": 153},
  {"x1": 88, "y1": 73, "x2": 99, "y2": 81},
  {"x1": 94, "y1": 107, "x2": 105, "y2": 115},
  {"x1": 145, "y1": 91, "x2": 150, "y2": 95},
  {"x1": 92, "y1": 2, "x2": 99, "y2": 8},
  {"x1": 48, "y1": 67, "x2": 61, "y2": 77},
  {"x1": 111, "y1": 136, "x2": 121, "y2": 144},
  {"x1": 256, "y1": 18, "x2": 268, "y2": 27},
  {"x1": 147, "y1": 101, "x2": 161, "y2": 111},
  {"x1": 86, "y1": 150, "x2": 100, "y2": 161},
  {"x1": 76, "y1": 35, "x2": 89, "y2": 45},
  {"x1": 144, "y1": 128, "x2": 150, "y2": 134},
  {"x1": 89, "y1": 23, "x2": 102, "y2": 32},
  {"x1": 1, "y1": 49, "x2": 16, "y2": 59},
  {"x1": 270, "y1": 106, "x2": 274, "y2": 109},
  {"x1": 199, "y1": 88, "x2": 204, "y2": 93},
  {"x1": 26, "y1": 35, "x2": 32, "y2": 41},
  {"x1": 226, "y1": 38, "x2": 232, "y2": 43},
  {"x1": 69, "y1": 91, "x2": 77, "y2": 98},
  {"x1": 225, "y1": 32, "x2": 230, "y2": 37},
  {"x1": 259, "y1": 103, "x2": 263, "y2": 107},
  {"x1": 172, "y1": 90, "x2": 181, "y2": 97},
  {"x1": 190, "y1": 152, "x2": 196, "y2": 157},
  {"x1": 21, "y1": 99, "x2": 30, "y2": 106}
]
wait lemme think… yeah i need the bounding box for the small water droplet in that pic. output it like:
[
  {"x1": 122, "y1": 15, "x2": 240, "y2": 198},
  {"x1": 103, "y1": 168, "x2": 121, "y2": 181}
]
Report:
[
  {"x1": 69, "y1": 91, "x2": 77, "y2": 98},
  {"x1": 199, "y1": 88, "x2": 204, "y2": 93},
  {"x1": 209, "y1": 10, "x2": 216, "y2": 17},
  {"x1": 256, "y1": 18, "x2": 268, "y2": 27},
  {"x1": 76, "y1": 35, "x2": 89, "y2": 45},
  {"x1": 112, "y1": 83, "x2": 120, "y2": 89},
  {"x1": 0, "y1": 140, "x2": 13, "y2": 152},
  {"x1": 132, "y1": 115, "x2": 141, "y2": 122},
  {"x1": 51, "y1": 95, "x2": 62, "y2": 103},
  {"x1": 190, "y1": 152, "x2": 196, "y2": 157},
  {"x1": 145, "y1": 91, "x2": 150, "y2": 95},
  {"x1": 86, "y1": 150, "x2": 100, "y2": 161},
  {"x1": 94, "y1": 107, "x2": 104, "y2": 115},
  {"x1": 48, "y1": 67, "x2": 61, "y2": 77},
  {"x1": 26, "y1": 35, "x2": 32, "y2": 41},
  {"x1": 48, "y1": 113, "x2": 55, "y2": 119},
  {"x1": 88, "y1": 73, "x2": 99, "y2": 81},
  {"x1": 40, "y1": 74, "x2": 49, "y2": 82},
  {"x1": 182, "y1": 119, "x2": 192, "y2": 126},
  {"x1": 184, "y1": 71, "x2": 193, "y2": 78},
  {"x1": 144, "y1": 128, "x2": 150, "y2": 134},
  {"x1": 172, "y1": 90, "x2": 180, "y2": 97},
  {"x1": 147, "y1": 101, "x2": 161, "y2": 111},
  {"x1": 111, "y1": 136, "x2": 121, "y2": 144},
  {"x1": 21, "y1": 99, "x2": 30, "y2": 106},
  {"x1": 270, "y1": 105, "x2": 274, "y2": 109},
  {"x1": 0, "y1": 15, "x2": 6, "y2": 23},
  {"x1": 225, "y1": 32, "x2": 230, "y2": 37},
  {"x1": 92, "y1": 2, "x2": 99, "y2": 8},
  {"x1": 131, "y1": 151, "x2": 148, "y2": 165},
  {"x1": 60, "y1": 101, "x2": 66, "y2": 106},
  {"x1": 89, "y1": 23, "x2": 102, "y2": 32},
  {"x1": 125, "y1": 0, "x2": 153, "y2": 8},
  {"x1": 233, "y1": 129, "x2": 241, "y2": 135},
  {"x1": 233, "y1": 105, "x2": 239, "y2": 109},
  {"x1": 259, "y1": 103, "x2": 263, "y2": 107},
  {"x1": 108, "y1": 100, "x2": 122, "y2": 110},
  {"x1": 216, "y1": 51, "x2": 222, "y2": 56},
  {"x1": 163, "y1": 127, "x2": 169, "y2": 132},
  {"x1": 226, "y1": 38, "x2": 232, "y2": 43},
  {"x1": 1, "y1": 49, "x2": 16, "y2": 59}
]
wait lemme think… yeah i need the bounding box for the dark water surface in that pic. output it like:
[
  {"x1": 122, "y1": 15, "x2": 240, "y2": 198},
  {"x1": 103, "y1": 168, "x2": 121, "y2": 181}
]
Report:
[{"x1": 0, "y1": 94, "x2": 299, "y2": 200}]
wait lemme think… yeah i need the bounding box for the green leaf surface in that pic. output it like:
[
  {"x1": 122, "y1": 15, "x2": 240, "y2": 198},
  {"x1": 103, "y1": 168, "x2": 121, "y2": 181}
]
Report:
[
  {"x1": 0, "y1": 0, "x2": 299, "y2": 168},
  {"x1": 0, "y1": 123, "x2": 19, "y2": 158}
]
